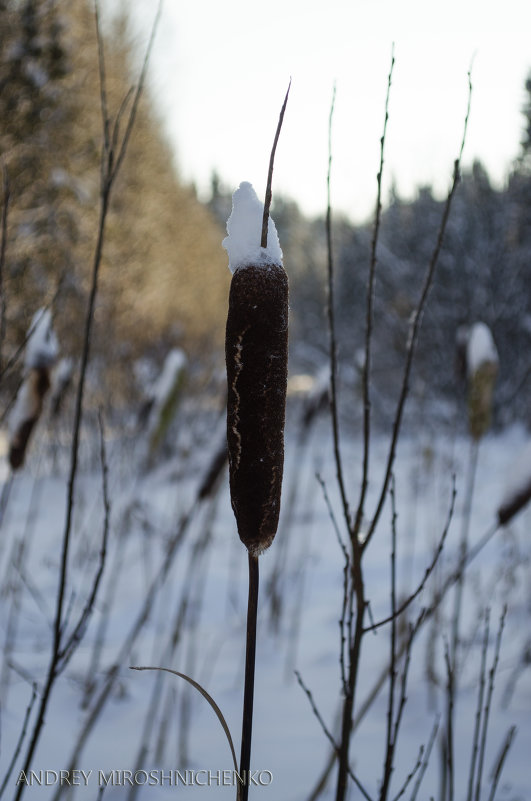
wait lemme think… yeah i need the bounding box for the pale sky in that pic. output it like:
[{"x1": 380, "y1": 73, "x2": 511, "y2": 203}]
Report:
[{"x1": 118, "y1": 0, "x2": 531, "y2": 223}]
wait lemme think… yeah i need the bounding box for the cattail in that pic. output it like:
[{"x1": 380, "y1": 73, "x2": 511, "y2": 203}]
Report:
[
  {"x1": 497, "y1": 441, "x2": 531, "y2": 526},
  {"x1": 49, "y1": 356, "x2": 74, "y2": 418},
  {"x1": 141, "y1": 348, "x2": 187, "y2": 454},
  {"x1": 9, "y1": 309, "x2": 58, "y2": 469},
  {"x1": 224, "y1": 183, "x2": 288, "y2": 556},
  {"x1": 466, "y1": 322, "x2": 498, "y2": 441}
]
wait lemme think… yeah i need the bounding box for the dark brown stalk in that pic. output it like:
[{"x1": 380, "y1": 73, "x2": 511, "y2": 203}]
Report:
[
  {"x1": 261, "y1": 79, "x2": 291, "y2": 249},
  {"x1": 238, "y1": 554, "x2": 259, "y2": 801}
]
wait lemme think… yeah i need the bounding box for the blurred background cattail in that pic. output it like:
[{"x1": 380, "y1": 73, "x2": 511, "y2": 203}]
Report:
[
  {"x1": 465, "y1": 321, "x2": 498, "y2": 440},
  {"x1": 8, "y1": 309, "x2": 58, "y2": 469}
]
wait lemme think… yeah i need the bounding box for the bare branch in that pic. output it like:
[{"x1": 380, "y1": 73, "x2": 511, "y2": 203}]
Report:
[
  {"x1": 364, "y1": 479, "x2": 456, "y2": 633},
  {"x1": 467, "y1": 609, "x2": 490, "y2": 801},
  {"x1": 295, "y1": 671, "x2": 374, "y2": 801},
  {"x1": 0, "y1": 683, "x2": 37, "y2": 800},
  {"x1": 325, "y1": 83, "x2": 352, "y2": 536},
  {"x1": 475, "y1": 606, "x2": 507, "y2": 801},
  {"x1": 363, "y1": 72, "x2": 473, "y2": 551},
  {"x1": 486, "y1": 725, "x2": 517, "y2": 801},
  {"x1": 354, "y1": 44, "x2": 395, "y2": 540},
  {"x1": 409, "y1": 718, "x2": 441, "y2": 801},
  {"x1": 112, "y1": 0, "x2": 163, "y2": 181},
  {"x1": 58, "y1": 410, "x2": 110, "y2": 668}
]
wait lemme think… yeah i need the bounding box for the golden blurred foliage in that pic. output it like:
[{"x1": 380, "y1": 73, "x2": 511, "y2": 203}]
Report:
[{"x1": 1, "y1": 0, "x2": 229, "y2": 399}]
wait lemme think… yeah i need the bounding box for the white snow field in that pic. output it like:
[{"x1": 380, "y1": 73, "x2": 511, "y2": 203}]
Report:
[{"x1": 0, "y1": 410, "x2": 529, "y2": 801}]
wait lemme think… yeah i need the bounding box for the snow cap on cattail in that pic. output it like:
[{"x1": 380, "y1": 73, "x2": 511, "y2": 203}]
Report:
[
  {"x1": 224, "y1": 182, "x2": 288, "y2": 556},
  {"x1": 497, "y1": 440, "x2": 531, "y2": 526},
  {"x1": 466, "y1": 322, "x2": 498, "y2": 441},
  {"x1": 9, "y1": 309, "x2": 58, "y2": 470}
]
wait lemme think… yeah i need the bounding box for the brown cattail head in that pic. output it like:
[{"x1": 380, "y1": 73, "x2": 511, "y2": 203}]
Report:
[{"x1": 226, "y1": 262, "x2": 289, "y2": 556}]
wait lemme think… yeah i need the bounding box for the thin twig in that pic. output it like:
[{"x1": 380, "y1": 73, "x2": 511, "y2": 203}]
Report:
[
  {"x1": 380, "y1": 476, "x2": 399, "y2": 801},
  {"x1": 363, "y1": 71, "x2": 473, "y2": 553},
  {"x1": 0, "y1": 684, "x2": 37, "y2": 800},
  {"x1": 50, "y1": 503, "x2": 198, "y2": 801},
  {"x1": 306, "y1": 518, "x2": 499, "y2": 801},
  {"x1": 261, "y1": 79, "x2": 291, "y2": 248},
  {"x1": 13, "y1": 6, "x2": 161, "y2": 795},
  {"x1": 316, "y1": 472, "x2": 350, "y2": 695},
  {"x1": 354, "y1": 45, "x2": 395, "y2": 540},
  {"x1": 111, "y1": 0, "x2": 163, "y2": 181},
  {"x1": 390, "y1": 745, "x2": 423, "y2": 801},
  {"x1": 295, "y1": 671, "x2": 374, "y2": 801},
  {"x1": 58, "y1": 410, "x2": 110, "y2": 667},
  {"x1": 364, "y1": 479, "x2": 456, "y2": 633},
  {"x1": 467, "y1": 609, "x2": 490, "y2": 801},
  {"x1": 410, "y1": 718, "x2": 441, "y2": 801},
  {"x1": 486, "y1": 725, "x2": 516, "y2": 801},
  {"x1": 475, "y1": 606, "x2": 507, "y2": 801},
  {"x1": 444, "y1": 641, "x2": 455, "y2": 801},
  {"x1": 325, "y1": 84, "x2": 351, "y2": 533}
]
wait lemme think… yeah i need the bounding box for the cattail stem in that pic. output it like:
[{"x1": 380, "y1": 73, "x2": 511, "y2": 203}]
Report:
[{"x1": 238, "y1": 554, "x2": 259, "y2": 801}]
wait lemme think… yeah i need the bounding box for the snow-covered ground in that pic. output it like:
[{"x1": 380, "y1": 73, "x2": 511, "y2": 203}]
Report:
[{"x1": 0, "y1": 409, "x2": 530, "y2": 800}]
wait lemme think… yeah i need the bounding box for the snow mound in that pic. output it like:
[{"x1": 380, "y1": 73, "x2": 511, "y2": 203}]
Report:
[
  {"x1": 466, "y1": 322, "x2": 498, "y2": 376},
  {"x1": 222, "y1": 181, "x2": 283, "y2": 273}
]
